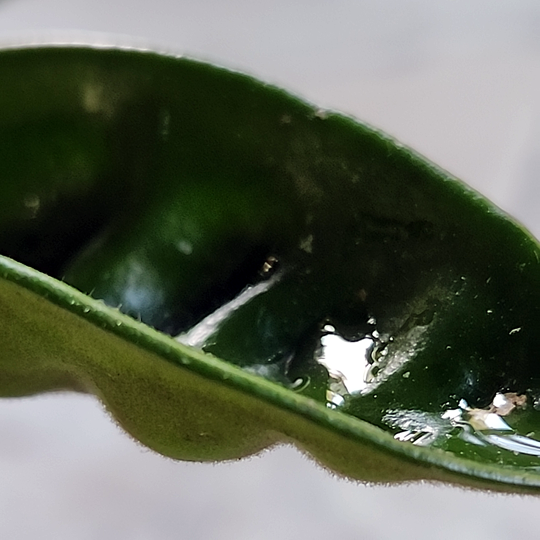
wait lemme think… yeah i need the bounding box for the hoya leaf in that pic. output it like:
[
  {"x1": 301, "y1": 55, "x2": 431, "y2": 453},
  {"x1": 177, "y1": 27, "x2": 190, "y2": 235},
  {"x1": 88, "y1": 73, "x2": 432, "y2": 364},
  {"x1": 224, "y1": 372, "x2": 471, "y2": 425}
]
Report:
[{"x1": 1, "y1": 46, "x2": 540, "y2": 493}]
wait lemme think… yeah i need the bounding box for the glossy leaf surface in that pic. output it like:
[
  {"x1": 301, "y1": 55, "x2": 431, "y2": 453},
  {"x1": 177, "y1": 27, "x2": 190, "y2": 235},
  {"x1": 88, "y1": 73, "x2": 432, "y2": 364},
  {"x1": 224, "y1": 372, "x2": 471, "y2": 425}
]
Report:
[{"x1": 1, "y1": 46, "x2": 540, "y2": 493}]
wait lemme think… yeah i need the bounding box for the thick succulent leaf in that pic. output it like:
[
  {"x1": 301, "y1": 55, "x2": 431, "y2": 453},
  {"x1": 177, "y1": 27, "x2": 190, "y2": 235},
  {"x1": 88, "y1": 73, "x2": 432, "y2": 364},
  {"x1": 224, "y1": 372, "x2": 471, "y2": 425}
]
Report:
[{"x1": 1, "y1": 46, "x2": 540, "y2": 493}]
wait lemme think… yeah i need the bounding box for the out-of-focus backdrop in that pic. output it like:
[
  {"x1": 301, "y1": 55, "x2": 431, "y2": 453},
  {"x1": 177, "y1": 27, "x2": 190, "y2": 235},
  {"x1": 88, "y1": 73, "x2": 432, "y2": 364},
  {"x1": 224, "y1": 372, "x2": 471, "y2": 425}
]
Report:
[{"x1": 0, "y1": 1, "x2": 539, "y2": 538}]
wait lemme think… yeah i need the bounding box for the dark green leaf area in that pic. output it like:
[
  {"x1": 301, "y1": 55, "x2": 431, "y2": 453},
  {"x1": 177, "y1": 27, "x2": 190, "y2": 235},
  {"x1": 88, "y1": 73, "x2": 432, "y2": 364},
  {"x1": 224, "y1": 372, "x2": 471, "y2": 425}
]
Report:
[
  {"x1": 191, "y1": 188, "x2": 540, "y2": 467},
  {"x1": 0, "y1": 115, "x2": 120, "y2": 276},
  {"x1": 60, "y1": 107, "x2": 307, "y2": 334}
]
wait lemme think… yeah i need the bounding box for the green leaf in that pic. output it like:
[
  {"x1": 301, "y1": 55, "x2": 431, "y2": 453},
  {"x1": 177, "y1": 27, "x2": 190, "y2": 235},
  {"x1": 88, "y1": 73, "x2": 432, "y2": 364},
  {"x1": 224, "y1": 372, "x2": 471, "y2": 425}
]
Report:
[{"x1": 2, "y1": 45, "x2": 540, "y2": 493}]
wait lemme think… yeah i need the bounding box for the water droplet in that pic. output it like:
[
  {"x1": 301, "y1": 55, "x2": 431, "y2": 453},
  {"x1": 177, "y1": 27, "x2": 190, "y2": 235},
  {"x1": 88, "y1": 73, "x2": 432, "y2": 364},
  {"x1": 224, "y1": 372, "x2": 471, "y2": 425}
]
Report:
[
  {"x1": 176, "y1": 240, "x2": 193, "y2": 255},
  {"x1": 386, "y1": 391, "x2": 540, "y2": 459},
  {"x1": 291, "y1": 377, "x2": 310, "y2": 391},
  {"x1": 317, "y1": 333, "x2": 374, "y2": 396},
  {"x1": 280, "y1": 114, "x2": 291, "y2": 124},
  {"x1": 23, "y1": 193, "x2": 40, "y2": 218},
  {"x1": 160, "y1": 108, "x2": 171, "y2": 139},
  {"x1": 299, "y1": 235, "x2": 313, "y2": 253}
]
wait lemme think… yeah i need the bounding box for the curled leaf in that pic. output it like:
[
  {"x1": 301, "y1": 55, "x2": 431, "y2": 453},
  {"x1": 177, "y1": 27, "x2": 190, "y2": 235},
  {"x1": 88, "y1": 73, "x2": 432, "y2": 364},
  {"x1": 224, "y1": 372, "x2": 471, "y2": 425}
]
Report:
[{"x1": 1, "y1": 46, "x2": 540, "y2": 493}]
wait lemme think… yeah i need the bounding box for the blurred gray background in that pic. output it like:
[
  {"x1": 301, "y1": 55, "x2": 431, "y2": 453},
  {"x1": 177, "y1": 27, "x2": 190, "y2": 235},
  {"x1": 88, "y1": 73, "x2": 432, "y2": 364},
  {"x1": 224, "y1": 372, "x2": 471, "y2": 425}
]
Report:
[{"x1": 0, "y1": 1, "x2": 540, "y2": 538}]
